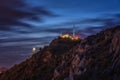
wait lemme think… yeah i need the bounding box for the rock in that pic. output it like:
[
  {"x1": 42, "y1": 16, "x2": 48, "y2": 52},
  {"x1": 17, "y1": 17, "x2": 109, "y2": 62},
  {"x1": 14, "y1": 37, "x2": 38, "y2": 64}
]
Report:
[{"x1": 0, "y1": 26, "x2": 120, "y2": 80}]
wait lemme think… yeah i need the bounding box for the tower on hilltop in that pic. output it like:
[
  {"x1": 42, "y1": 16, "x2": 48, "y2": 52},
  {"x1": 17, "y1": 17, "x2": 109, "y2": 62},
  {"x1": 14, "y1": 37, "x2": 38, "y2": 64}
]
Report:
[{"x1": 72, "y1": 25, "x2": 76, "y2": 36}]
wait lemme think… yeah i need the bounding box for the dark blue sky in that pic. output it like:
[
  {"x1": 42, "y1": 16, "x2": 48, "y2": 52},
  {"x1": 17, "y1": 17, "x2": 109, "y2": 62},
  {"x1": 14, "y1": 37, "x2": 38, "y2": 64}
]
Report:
[{"x1": 0, "y1": 0, "x2": 120, "y2": 68}]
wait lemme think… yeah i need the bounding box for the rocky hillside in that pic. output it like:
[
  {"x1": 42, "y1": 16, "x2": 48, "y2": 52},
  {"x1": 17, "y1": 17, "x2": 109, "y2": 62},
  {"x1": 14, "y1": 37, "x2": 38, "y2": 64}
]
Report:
[
  {"x1": 0, "y1": 67, "x2": 7, "y2": 74},
  {"x1": 0, "y1": 26, "x2": 120, "y2": 80}
]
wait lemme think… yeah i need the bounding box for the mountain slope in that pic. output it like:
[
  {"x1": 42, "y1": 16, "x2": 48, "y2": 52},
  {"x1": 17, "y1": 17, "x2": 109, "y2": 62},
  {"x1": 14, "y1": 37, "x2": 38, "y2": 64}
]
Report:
[{"x1": 0, "y1": 26, "x2": 120, "y2": 80}]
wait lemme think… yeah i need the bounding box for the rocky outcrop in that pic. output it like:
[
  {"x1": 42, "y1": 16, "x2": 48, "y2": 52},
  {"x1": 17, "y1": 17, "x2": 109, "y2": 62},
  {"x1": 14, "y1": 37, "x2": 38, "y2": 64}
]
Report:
[
  {"x1": 0, "y1": 26, "x2": 120, "y2": 80},
  {"x1": 52, "y1": 26, "x2": 120, "y2": 80}
]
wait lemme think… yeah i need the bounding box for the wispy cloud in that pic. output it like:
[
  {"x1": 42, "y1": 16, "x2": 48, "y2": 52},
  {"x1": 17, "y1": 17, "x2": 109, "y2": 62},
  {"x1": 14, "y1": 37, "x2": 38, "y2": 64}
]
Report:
[
  {"x1": 0, "y1": 0, "x2": 120, "y2": 68},
  {"x1": 0, "y1": 0, "x2": 58, "y2": 31}
]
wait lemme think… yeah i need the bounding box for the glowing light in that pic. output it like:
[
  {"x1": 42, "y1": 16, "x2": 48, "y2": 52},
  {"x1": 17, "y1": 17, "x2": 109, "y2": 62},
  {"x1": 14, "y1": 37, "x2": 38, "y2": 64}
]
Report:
[
  {"x1": 60, "y1": 34, "x2": 80, "y2": 40},
  {"x1": 32, "y1": 47, "x2": 36, "y2": 53},
  {"x1": 72, "y1": 35, "x2": 79, "y2": 40},
  {"x1": 60, "y1": 34, "x2": 70, "y2": 38}
]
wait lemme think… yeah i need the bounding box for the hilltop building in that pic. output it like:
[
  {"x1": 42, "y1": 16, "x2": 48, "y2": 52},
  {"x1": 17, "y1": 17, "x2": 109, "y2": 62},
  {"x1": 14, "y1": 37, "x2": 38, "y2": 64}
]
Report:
[{"x1": 60, "y1": 25, "x2": 80, "y2": 40}]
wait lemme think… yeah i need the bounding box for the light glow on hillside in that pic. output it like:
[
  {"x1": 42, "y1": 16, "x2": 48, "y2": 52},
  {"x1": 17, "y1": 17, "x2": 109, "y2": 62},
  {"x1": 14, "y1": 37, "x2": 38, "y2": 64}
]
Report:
[{"x1": 60, "y1": 34, "x2": 79, "y2": 40}]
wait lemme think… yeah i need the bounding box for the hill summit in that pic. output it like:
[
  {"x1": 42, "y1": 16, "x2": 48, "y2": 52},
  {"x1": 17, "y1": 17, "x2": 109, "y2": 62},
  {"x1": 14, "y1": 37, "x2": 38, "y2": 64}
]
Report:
[{"x1": 0, "y1": 26, "x2": 120, "y2": 80}]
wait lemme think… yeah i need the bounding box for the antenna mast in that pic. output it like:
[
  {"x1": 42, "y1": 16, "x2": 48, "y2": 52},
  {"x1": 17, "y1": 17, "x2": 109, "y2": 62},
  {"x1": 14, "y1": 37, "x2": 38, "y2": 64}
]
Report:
[{"x1": 72, "y1": 25, "x2": 76, "y2": 36}]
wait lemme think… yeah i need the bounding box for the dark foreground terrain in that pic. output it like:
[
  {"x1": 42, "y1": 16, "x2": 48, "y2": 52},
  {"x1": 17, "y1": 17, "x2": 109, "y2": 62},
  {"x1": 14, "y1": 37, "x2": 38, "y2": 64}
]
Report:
[{"x1": 0, "y1": 26, "x2": 120, "y2": 80}]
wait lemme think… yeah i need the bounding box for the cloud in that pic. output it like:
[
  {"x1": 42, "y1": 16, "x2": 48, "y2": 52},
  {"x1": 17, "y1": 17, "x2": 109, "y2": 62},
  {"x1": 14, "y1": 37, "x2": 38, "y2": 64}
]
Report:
[
  {"x1": 44, "y1": 28, "x2": 73, "y2": 33},
  {"x1": 113, "y1": 13, "x2": 120, "y2": 18},
  {"x1": 40, "y1": 13, "x2": 120, "y2": 37},
  {"x1": 81, "y1": 13, "x2": 120, "y2": 26},
  {"x1": 81, "y1": 18, "x2": 114, "y2": 24},
  {"x1": 0, "y1": 34, "x2": 56, "y2": 67},
  {"x1": 0, "y1": 0, "x2": 57, "y2": 31}
]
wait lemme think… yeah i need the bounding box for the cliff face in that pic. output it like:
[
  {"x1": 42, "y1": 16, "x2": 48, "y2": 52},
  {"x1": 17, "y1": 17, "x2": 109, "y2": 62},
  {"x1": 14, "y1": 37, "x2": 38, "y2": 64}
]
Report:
[{"x1": 0, "y1": 26, "x2": 120, "y2": 80}]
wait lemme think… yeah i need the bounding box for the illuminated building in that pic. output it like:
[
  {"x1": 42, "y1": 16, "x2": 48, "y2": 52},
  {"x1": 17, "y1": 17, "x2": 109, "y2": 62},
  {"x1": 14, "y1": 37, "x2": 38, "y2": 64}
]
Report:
[{"x1": 60, "y1": 25, "x2": 80, "y2": 40}]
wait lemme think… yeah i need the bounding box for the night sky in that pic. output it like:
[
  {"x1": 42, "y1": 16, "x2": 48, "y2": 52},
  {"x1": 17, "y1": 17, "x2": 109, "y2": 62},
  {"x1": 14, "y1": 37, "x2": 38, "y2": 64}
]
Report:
[{"x1": 0, "y1": 0, "x2": 120, "y2": 68}]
